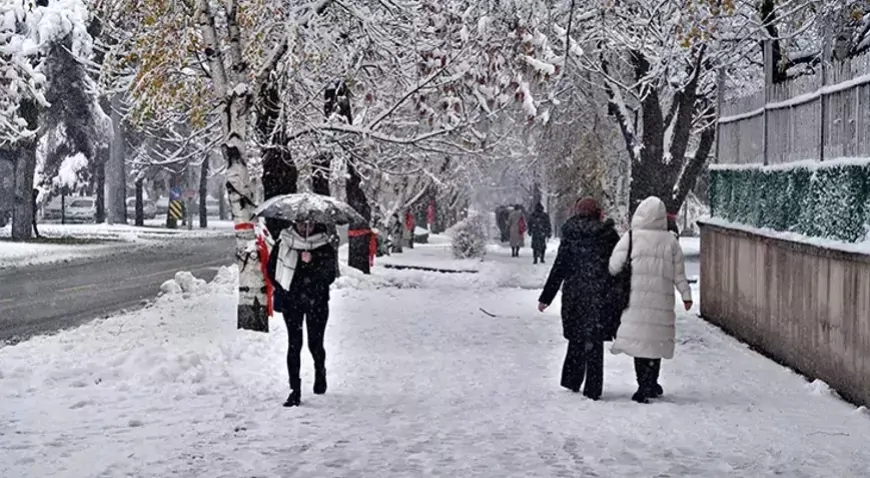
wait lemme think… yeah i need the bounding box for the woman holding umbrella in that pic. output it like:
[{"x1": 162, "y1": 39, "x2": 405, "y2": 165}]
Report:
[
  {"x1": 267, "y1": 219, "x2": 338, "y2": 407},
  {"x1": 257, "y1": 192, "x2": 365, "y2": 407}
]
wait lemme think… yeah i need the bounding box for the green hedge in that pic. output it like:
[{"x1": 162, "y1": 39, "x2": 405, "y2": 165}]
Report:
[{"x1": 709, "y1": 160, "x2": 870, "y2": 243}]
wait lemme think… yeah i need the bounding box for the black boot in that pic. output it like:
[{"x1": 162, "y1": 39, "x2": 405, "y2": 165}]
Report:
[
  {"x1": 631, "y1": 390, "x2": 650, "y2": 404},
  {"x1": 632, "y1": 358, "x2": 653, "y2": 404},
  {"x1": 313, "y1": 367, "x2": 327, "y2": 395},
  {"x1": 284, "y1": 379, "x2": 301, "y2": 407},
  {"x1": 283, "y1": 389, "x2": 301, "y2": 407},
  {"x1": 651, "y1": 383, "x2": 664, "y2": 398}
]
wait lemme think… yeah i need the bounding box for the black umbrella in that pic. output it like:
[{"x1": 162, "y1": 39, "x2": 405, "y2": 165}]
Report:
[{"x1": 253, "y1": 192, "x2": 365, "y2": 226}]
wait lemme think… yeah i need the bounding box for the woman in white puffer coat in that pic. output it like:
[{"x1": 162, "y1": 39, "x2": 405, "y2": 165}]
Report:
[{"x1": 609, "y1": 196, "x2": 693, "y2": 403}]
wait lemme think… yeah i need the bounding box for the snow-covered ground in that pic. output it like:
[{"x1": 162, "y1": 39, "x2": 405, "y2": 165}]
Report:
[
  {"x1": 680, "y1": 236, "x2": 700, "y2": 256},
  {"x1": 0, "y1": 221, "x2": 235, "y2": 269},
  {"x1": 2, "y1": 241, "x2": 868, "y2": 477},
  {"x1": 375, "y1": 236, "x2": 700, "y2": 271}
]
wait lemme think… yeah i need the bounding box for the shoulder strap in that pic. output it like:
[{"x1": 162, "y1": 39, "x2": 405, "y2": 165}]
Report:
[{"x1": 627, "y1": 230, "x2": 633, "y2": 264}]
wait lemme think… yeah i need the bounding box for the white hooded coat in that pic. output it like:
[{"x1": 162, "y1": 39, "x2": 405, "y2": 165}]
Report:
[{"x1": 609, "y1": 197, "x2": 692, "y2": 359}]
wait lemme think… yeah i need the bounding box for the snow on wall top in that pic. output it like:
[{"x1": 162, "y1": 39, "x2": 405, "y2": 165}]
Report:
[{"x1": 709, "y1": 157, "x2": 870, "y2": 172}]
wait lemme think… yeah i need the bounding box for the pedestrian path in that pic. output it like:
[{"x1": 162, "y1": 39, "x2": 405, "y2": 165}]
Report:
[{"x1": 1, "y1": 241, "x2": 868, "y2": 477}]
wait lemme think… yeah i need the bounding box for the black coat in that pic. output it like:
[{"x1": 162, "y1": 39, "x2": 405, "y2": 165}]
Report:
[
  {"x1": 267, "y1": 241, "x2": 338, "y2": 313},
  {"x1": 528, "y1": 209, "x2": 551, "y2": 239},
  {"x1": 538, "y1": 216, "x2": 621, "y2": 342}
]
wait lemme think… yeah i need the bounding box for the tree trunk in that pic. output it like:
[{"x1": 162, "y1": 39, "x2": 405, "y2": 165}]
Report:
[
  {"x1": 108, "y1": 94, "x2": 127, "y2": 224},
  {"x1": 196, "y1": 0, "x2": 270, "y2": 332},
  {"x1": 199, "y1": 154, "x2": 209, "y2": 228},
  {"x1": 218, "y1": 181, "x2": 228, "y2": 220},
  {"x1": 329, "y1": 79, "x2": 371, "y2": 273},
  {"x1": 259, "y1": 82, "x2": 297, "y2": 234},
  {"x1": 346, "y1": 162, "x2": 371, "y2": 273},
  {"x1": 135, "y1": 179, "x2": 145, "y2": 226},
  {"x1": 10, "y1": 144, "x2": 37, "y2": 241},
  {"x1": 95, "y1": 161, "x2": 106, "y2": 223},
  {"x1": 311, "y1": 154, "x2": 331, "y2": 196}
]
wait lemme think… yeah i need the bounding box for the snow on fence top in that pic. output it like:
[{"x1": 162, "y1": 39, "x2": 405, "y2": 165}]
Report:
[{"x1": 716, "y1": 50, "x2": 870, "y2": 167}]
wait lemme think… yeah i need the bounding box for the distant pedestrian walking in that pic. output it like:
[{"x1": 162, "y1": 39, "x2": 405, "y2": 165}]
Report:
[
  {"x1": 528, "y1": 203, "x2": 551, "y2": 264},
  {"x1": 507, "y1": 205, "x2": 525, "y2": 257},
  {"x1": 267, "y1": 220, "x2": 338, "y2": 407},
  {"x1": 608, "y1": 196, "x2": 693, "y2": 404},
  {"x1": 495, "y1": 206, "x2": 510, "y2": 243},
  {"x1": 537, "y1": 197, "x2": 620, "y2": 400}
]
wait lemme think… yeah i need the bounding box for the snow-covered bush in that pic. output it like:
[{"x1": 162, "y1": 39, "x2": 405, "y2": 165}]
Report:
[
  {"x1": 450, "y1": 213, "x2": 488, "y2": 259},
  {"x1": 709, "y1": 158, "x2": 870, "y2": 242}
]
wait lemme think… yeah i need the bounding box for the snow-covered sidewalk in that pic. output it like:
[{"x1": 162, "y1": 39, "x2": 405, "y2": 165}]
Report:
[
  {"x1": 1, "y1": 242, "x2": 868, "y2": 477},
  {"x1": 0, "y1": 221, "x2": 235, "y2": 269}
]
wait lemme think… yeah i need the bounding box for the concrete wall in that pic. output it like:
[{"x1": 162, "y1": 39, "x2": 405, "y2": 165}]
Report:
[{"x1": 700, "y1": 222, "x2": 870, "y2": 406}]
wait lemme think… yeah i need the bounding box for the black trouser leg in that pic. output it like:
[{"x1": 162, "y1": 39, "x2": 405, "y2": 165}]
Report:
[
  {"x1": 650, "y1": 359, "x2": 661, "y2": 386},
  {"x1": 560, "y1": 341, "x2": 584, "y2": 392},
  {"x1": 582, "y1": 341, "x2": 604, "y2": 399},
  {"x1": 283, "y1": 308, "x2": 305, "y2": 391},
  {"x1": 305, "y1": 300, "x2": 329, "y2": 370}
]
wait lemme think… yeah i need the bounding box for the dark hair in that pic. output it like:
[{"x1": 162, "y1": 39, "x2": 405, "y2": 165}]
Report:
[{"x1": 573, "y1": 197, "x2": 602, "y2": 218}]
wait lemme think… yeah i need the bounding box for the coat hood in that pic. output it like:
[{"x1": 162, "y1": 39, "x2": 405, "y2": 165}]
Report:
[
  {"x1": 533, "y1": 203, "x2": 544, "y2": 213},
  {"x1": 631, "y1": 196, "x2": 667, "y2": 231},
  {"x1": 561, "y1": 216, "x2": 615, "y2": 241}
]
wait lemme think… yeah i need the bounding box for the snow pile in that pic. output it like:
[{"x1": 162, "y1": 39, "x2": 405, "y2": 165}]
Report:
[
  {"x1": 160, "y1": 271, "x2": 209, "y2": 296},
  {"x1": 449, "y1": 213, "x2": 489, "y2": 259},
  {"x1": 807, "y1": 379, "x2": 836, "y2": 397}
]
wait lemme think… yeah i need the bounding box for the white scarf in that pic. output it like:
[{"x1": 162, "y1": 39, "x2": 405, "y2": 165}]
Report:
[{"x1": 275, "y1": 228, "x2": 331, "y2": 291}]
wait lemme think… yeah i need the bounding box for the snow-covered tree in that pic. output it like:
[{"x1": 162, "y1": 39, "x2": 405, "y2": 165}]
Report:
[
  {"x1": 0, "y1": 0, "x2": 93, "y2": 240},
  {"x1": 555, "y1": 0, "x2": 754, "y2": 214}
]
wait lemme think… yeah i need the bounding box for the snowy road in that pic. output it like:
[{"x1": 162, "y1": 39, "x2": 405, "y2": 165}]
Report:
[{"x1": 0, "y1": 236, "x2": 234, "y2": 342}]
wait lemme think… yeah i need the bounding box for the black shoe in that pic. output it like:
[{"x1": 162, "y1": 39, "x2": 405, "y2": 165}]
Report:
[
  {"x1": 631, "y1": 390, "x2": 649, "y2": 404},
  {"x1": 583, "y1": 391, "x2": 601, "y2": 401},
  {"x1": 283, "y1": 389, "x2": 301, "y2": 407},
  {"x1": 313, "y1": 368, "x2": 327, "y2": 395},
  {"x1": 651, "y1": 384, "x2": 663, "y2": 398}
]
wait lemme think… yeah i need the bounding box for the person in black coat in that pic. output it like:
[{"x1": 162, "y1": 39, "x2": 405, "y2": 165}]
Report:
[
  {"x1": 537, "y1": 197, "x2": 620, "y2": 400},
  {"x1": 267, "y1": 220, "x2": 338, "y2": 407},
  {"x1": 527, "y1": 202, "x2": 551, "y2": 264}
]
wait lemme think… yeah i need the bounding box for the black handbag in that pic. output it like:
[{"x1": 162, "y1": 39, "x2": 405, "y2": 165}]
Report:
[{"x1": 606, "y1": 231, "x2": 633, "y2": 340}]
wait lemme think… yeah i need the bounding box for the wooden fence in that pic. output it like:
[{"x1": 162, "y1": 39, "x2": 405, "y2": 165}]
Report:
[
  {"x1": 707, "y1": 45, "x2": 870, "y2": 406},
  {"x1": 700, "y1": 223, "x2": 870, "y2": 406},
  {"x1": 717, "y1": 50, "x2": 870, "y2": 165}
]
